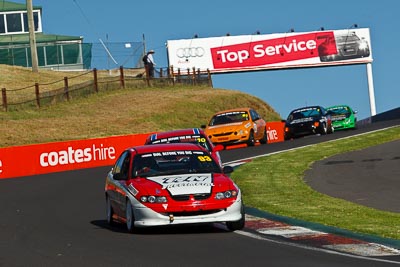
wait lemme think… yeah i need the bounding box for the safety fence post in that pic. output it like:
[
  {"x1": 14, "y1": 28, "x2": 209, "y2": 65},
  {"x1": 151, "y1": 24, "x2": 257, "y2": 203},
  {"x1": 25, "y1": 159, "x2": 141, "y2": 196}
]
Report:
[
  {"x1": 119, "y1": 66, "x2": 125, "y2": 89},
  {"x1": 2, "y1": 88, "x2": 7, "y2": 111},
  {"x1": 64, "y1": 77, "x2": 70, "y2": 101},
  {"x1": 35, "y1": 83, "x2": 40, "y2": 108},
  {"x1": 93, "y1": 68, "x2": 99, "y2": 93}
]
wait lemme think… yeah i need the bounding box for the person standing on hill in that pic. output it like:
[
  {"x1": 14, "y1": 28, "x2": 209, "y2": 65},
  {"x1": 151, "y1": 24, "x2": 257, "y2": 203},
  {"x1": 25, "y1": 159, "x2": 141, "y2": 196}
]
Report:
[{"x1": 143, "y1": 50, "x2": 156, "y2": 78}]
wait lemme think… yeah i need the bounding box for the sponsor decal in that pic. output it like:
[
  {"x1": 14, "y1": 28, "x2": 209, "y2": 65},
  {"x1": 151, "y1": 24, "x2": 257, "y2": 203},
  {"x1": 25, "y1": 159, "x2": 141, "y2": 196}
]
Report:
[
  {"x1": 150, "y1": 135, "x2": 201, "y2": 144},
  {"x1": 332, "y1": 115, "x2": 347, "y2": 121},
  {"x1": 128, "y1": 183, "x2": 139, "y2": 196},
  {"x1": 211, "y1": 32, "x2": 335, "y2": 69},
  {"x1": 291, "y1": 117, "x2": 313, "y2": 124},
  {"x1": 148, "y1": 174, "x2": 213, "y2": 196},
  {"x1": 176, "y1": 47, "x2": 205, "y2": 58},
  {"x1": 266, "y1": 121, "x2": 285, "y2": 143},
  {"x1": 267, "y1": 127, "x2": 278, "y2": 141},
  {"x1": 293, "y1": 107, "x2": 318, "y2": 113},
  {"x1": 39, "y1": 144, "x2": 116, "y2": 167}
]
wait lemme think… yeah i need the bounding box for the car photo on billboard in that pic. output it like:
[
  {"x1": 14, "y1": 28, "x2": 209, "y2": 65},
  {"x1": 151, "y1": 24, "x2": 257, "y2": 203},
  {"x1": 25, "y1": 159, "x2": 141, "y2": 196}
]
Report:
[{"x1": 318, "y1": 31, "x2": 370, "y2": 62}]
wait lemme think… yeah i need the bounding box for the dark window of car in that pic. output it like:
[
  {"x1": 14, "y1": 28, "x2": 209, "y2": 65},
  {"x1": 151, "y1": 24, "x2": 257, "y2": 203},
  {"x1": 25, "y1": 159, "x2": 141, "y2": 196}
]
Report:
[
  {"x1": 250, "y1": 109, "x2": 260, "y2": 121},
  {"x1": 133, "y1": 150, "x2": 221, "y2": 177},
  {"x1": 113, "y1": 151, "x2": 130, "y2": 179}
]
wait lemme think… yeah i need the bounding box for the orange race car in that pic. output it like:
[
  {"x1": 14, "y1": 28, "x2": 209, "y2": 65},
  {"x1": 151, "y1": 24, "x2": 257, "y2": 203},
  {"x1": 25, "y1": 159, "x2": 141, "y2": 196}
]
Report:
[{"x1": 201, "y1": 108, "x2": 267, "y2": 148}]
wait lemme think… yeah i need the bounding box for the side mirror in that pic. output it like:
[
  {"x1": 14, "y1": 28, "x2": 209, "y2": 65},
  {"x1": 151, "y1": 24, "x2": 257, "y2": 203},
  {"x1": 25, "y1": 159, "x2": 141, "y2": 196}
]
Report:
[
  {"x1": 113, "y1": 172, "x2": 123, "y2": 180},
  {"x1": 223, "y1": 166, "x2": 234, "y2": 174},
  {"x1": 113, "y1": 172, "x2": 129, "y2": 180},
  {"x1": 200, "y1": 124, "x2": 206, "y2": 129}
]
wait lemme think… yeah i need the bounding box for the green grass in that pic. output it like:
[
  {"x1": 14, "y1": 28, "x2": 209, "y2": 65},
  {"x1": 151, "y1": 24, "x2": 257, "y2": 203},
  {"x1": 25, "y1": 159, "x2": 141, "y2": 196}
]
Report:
[{"x1": 231, "y1": 126, "x2": 400, "y2": 240}]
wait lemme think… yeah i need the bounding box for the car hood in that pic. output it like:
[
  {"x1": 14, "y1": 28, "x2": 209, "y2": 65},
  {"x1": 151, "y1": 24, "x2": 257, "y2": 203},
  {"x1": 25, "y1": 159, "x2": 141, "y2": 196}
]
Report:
[
  {"x1": 287, "y1": 117, "x2": 318, "y2": 125},
  {"x1": 206, "y1": 122, "x2": 252, "y2": 134},
  {"x1": 132, "y1": 173, "x2": 236, "y2": 196},
  {"x1": 331, "y1": 114, "x2": 350, "y2": 121}
]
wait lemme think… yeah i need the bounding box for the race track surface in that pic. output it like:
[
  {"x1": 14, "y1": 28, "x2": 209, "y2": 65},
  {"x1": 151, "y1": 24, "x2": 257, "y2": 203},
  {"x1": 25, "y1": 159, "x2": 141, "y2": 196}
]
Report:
[
  {"x1": 0, "y1": 119, "x2": 399, "y2": 266},
  {"x1": 304, "y1": 139, "x2": 400, "y2": 213}
]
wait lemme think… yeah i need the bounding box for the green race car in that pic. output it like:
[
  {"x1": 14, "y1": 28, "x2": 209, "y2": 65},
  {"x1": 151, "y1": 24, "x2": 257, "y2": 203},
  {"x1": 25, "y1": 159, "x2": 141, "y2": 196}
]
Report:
[{"x1": 326, "y1": 105, "x2": 357, "y2": 130}]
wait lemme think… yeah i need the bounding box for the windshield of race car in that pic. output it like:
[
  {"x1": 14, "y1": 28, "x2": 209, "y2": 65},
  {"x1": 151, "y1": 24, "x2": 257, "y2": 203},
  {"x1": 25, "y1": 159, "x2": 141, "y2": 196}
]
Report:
[
  {"x1": 209, "y1": 111, "x2": 249, "y2": 126},
  {"x1": 133, "y1": 150, "x2": 221, "y2": 177},
  {"x1": 148, "y1": 135, "x2": 211, "y2": 152},
  {"x1": 327, "y1": 106, "x2": 351, "y2": 116},
  {"x1": 287, "y1": 107, "x2": 322, "y2": 121}
]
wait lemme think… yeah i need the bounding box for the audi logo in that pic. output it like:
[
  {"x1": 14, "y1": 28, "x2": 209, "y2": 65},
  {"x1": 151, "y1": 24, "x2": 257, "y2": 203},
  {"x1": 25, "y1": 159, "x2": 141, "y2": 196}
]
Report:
[{"x1": 176, "y1": 47, "x2": 205, "y2": 58}]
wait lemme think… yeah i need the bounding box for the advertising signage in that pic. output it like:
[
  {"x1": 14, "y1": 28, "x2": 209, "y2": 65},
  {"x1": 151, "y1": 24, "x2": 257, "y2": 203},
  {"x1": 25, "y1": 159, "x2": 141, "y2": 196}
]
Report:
[{"x1": 167, "y1": 28, "x2": 372, "y2": 74}]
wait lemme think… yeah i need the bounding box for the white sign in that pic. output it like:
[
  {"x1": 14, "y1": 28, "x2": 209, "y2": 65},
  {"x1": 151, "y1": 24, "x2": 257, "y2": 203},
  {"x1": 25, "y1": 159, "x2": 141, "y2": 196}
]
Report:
[{"x1": 167, "y1": 28, "x2": 372, "y2": 74}]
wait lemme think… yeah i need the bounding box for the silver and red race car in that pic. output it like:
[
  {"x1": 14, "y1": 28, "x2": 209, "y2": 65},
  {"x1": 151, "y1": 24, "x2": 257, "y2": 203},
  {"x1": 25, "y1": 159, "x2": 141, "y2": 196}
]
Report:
[{"x1": 105, "y1": 143, "x2": 244, "y2": 233}]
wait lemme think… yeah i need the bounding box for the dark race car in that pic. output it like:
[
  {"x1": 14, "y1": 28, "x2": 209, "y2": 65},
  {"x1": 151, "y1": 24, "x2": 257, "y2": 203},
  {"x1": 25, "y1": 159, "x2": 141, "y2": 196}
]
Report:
[
  {"x1": 145, "y1": 128, "x2": 223, "y2": 167},
  {"x1": 284, "y1": 105, "x2": 333, "y2": 140},
  {"x1": 105, "y1": 143, "x2": 245, "y2": 233}
]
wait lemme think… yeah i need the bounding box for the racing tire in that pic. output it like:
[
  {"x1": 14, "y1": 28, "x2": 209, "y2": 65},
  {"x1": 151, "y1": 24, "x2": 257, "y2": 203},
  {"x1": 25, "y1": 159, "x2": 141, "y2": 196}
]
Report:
[
  {"x1": 106, "y1": 195, "x2": 115, "y2": 226},
  {"x1": 327, "y1": 124, "x2": 334, "y2": 134},
  {"x1": 226, "y1": 204, "x2": 245, "y2": 231},
  {"x1": 319, "y1": 123, "x2": 328, "y2": 135},
  {"x1": 246, "y1": 131, "x2": 255, "y2": 146},
  {"x1": 126, "y1": 199, "x2": 136, "y2": 233},
  {"x1": 259, "y1": 129, "x2": 268, "y2": 144}
]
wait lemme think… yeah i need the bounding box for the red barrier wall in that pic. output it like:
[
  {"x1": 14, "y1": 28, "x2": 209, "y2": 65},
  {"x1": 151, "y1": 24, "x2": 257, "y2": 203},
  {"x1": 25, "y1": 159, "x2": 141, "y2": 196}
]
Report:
[
  {"x1": 266, "y1": 121, "x2": 285, "y2": 143},
  {"x1": 0, "y1": 133, "x2": 151, "y2": 179},
  {"x1": 0, "y1": 122, "x2": 285, "y2": 179}
]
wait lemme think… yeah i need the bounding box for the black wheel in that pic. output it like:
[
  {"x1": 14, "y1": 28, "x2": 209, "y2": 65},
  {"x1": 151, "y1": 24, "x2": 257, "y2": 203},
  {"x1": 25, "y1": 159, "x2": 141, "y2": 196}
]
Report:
[
  {"x1": 106, "y1": 195, "x2": 115, "y2": 226},
  {"x1": 226, "y1": 203, "x2": 245, "y2": 231},
  {"x1": 284, "y1": 133, "x2": 291, "y2": 141},
  {"x1": 327, "y1": 124, "x2": 334, "y2": 134},
  {"x1": 126, "y1": 199, "x2": 135, "y2": 233},
  {"x1": 319, "y1": 123, "x2": 327, "y2": 135},
  {"x1": 259, "y1": 129, "x2": 267, "y2": 144},
  {"x1": 246, "y1": 131, "x2": 255, "y2": 146}
]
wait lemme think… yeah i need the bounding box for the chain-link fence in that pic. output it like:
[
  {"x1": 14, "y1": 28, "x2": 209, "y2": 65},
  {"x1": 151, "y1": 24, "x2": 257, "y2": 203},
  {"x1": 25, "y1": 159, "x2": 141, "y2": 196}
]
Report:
[
  {"x1": 89, "y1": 41, "x2": 145, "y2": 70},
  {"x1": 0, "y1": 40, "x2": 145, "y2": 71}
]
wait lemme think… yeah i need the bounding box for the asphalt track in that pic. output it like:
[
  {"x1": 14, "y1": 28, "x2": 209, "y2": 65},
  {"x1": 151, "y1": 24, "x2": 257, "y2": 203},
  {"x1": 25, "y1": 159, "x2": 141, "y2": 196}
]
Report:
[
  {"x1": 0, "y1": 119, "x2": 399, "y2": 266},
  {"x1": 304, "y1": 139, "x2": 400, "y2": 213}
]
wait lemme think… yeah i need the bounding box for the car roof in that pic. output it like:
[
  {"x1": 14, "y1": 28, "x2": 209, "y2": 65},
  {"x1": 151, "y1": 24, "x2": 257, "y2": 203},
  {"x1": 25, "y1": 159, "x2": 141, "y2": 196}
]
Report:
[
  {"x1": 212, "y1": 107, "x2": 251, "y2": 115},
  {"x1": 128, "y1": 143, "x2": 206, "y2": 154},
  {"x1": 147, "y1": 128, "x2": 205, "y2": 141},
  {"x1": 290, "y1": 105, "x2": 323, "y2": 112},
  {"x1": 326, "y1": 105, "x2": 351, "y2": 109}
]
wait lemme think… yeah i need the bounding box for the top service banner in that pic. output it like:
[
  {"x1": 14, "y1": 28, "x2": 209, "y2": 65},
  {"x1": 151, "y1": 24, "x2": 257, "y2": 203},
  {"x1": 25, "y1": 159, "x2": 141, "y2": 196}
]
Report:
[{"x1": 167, "y1": 28, "x2": 372, "y2": 74}]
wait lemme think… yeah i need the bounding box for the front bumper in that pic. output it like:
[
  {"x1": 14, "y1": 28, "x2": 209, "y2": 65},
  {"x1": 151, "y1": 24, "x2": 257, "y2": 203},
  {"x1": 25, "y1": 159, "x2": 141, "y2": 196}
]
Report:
[{"x1": 129, "y1": 193, "x2": 243, "y2": 227}]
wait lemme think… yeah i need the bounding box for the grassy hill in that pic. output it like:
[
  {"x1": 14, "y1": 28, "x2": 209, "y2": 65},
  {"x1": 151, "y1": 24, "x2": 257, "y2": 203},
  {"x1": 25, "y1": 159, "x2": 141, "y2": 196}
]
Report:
[{"x1": 0, "y1": 65, "x2": 281, "y2": 147}]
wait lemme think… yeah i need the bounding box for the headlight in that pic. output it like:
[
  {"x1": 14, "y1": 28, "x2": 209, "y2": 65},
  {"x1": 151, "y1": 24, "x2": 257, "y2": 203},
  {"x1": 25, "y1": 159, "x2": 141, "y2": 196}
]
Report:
[
  {"x1": 215, "y1": 190, "x2": 238, "y2": 200},
  {"x1": 140, "y1": 196, "x2": 167, "y2": 203}
]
